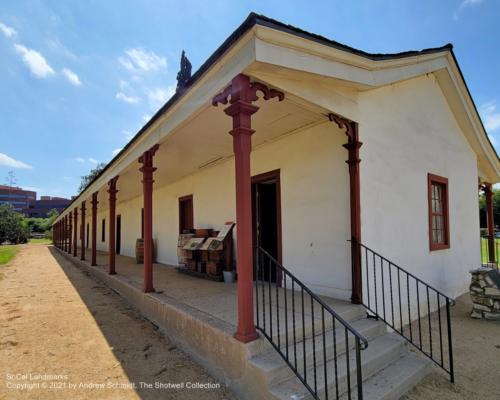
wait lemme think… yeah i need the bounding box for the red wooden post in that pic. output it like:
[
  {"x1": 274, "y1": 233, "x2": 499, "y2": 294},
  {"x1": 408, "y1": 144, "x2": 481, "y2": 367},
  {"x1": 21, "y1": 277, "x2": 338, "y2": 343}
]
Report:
[
  {"x1": 73, "y1": 208, "x2": 78, "y2": 257},
  {"x1": 108, "y1": 177, "x2": 119, "y2": 275},
  {"x1": 329, "y1": 114, "x2": 363, "y2": 304},
  {"x1": 91, "y1": 192, "x2": 98, "y2": 266},
  {"x1": 212, "y1": 74, "x2": 284, "y2": 343},
  {"x1": 485, "y1": 183, "x2": 496, "y2": 264},
  {"x1": 80, "y1": 201, "x2": 86, "y2": 261},
  {"x1": 63, "y1": 216, "x2": 67, "y2": 252},
  {"x1": 139, "y1": 145, "x2": 159, "y2": 293},
  {"x1": 54, "y1": 222, "x2": 57, "y2": 247},
  {"x1": 68, "y1": 212, "x2": 72, "y2": 254}
]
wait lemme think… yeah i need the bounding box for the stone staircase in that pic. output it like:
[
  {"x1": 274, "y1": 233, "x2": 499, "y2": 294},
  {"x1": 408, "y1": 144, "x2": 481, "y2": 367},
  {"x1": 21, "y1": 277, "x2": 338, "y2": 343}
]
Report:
[{"x1": 247, "y1": 302, "x2": 431, "y2": 400}]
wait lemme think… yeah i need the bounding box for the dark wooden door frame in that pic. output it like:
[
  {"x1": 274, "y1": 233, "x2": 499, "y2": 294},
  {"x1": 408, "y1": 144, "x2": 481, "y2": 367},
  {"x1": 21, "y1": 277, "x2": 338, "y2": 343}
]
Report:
[
  {"x1": 251, "y1": 169, "x2": 282, "y2": 267},
  {"x1": 179, "y1": 194, "x2": 194, "y2": 234},
  {"x1": 116, "y1": 214, "x2": 121, "y2": 255}
]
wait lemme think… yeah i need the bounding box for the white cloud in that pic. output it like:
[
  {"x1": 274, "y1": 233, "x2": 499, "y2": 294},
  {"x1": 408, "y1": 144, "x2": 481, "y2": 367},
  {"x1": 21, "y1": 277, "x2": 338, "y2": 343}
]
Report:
[
  {"x1": 112, "y1": 148, "x2": 122, "y2": 157},
  {"x1": 0, "y1": 152, "x2": 32, "y2": 169},
  {"x1": 0, "y1": 22, "x2": 16, "y2": 38},
  {"x1": 116, "y1": 92, "x2": 140, "y2": 104},
  {"x1": 122, "y1": 130, "x2": 134, "y2": 140},
  {"x1": 454, "y1": 0, "x2": 483, "y2": 20},
  {"x1": 480, "y1": 101, "x2": 500, "y2": 132},
  {"x1": 142, "y1": 114, "x2": 152, "y2": 123},
  {"x1": 47, "y1": 38, "x2": 78, "y2": 61},
  {"x1": 75, "y1": 157, "x2": 85, "y2": 163},
  {"x1": 118, "y1": 48, "x2": 166, "y2": 74},
  {"x1": 61, "y1": 68, "x2": 82, "y2": 86},
  {"x1": 88, "y1": 158, "x2": 98, "y2": 164},
  {"x1": 14, "y1": 44, "x2": 55, "y2": 78},
  {"x1": 146, "y1": 85, "x2": 175, "y2": 107}
]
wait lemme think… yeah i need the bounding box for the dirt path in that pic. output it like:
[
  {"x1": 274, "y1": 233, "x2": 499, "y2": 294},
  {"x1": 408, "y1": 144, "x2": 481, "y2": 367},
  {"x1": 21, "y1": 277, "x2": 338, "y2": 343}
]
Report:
[
  {"x1": 0, "y1": 245, "x2": 235, "y2": 400},
  {"x1": 404, "y1": 293, "x2": 500, "y2": 400}
]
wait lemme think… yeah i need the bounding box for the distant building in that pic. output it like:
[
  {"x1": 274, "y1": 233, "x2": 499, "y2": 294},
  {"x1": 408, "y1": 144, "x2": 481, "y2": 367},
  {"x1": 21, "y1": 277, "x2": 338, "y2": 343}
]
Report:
[
  {"x1": 0, "y1": 185, "x2": 36, "y2": 212},
  {"x1": 23, "y1": 196, "x2": 71, "y2": 218}
]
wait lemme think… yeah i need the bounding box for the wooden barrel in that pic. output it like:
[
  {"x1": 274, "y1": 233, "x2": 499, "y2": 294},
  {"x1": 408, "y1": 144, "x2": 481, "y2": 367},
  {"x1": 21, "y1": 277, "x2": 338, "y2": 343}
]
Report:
[
  {"x1": 136, "y1": 239, "x2": 144, "y2": 263},
  {"x1": 136, "y1": 239, "x2": 156, "y2": 264}
]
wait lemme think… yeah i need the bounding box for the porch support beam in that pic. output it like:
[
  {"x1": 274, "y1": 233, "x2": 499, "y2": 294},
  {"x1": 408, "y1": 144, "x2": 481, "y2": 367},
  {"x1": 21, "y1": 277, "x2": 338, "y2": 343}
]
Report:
[
  {"x1": 80, "y1": 201, "x2": 86, "y2": 261},
  {"x1": 68, "y1": 211, "x2": 72, "y2": 255},
  {"x1": 108, "y1": 177, "x2": 119, "y2": 275},
  {"x1": 91, "y1": 192, "x2": 98, "y2": 266},
  {"x1": 484, "y1": 183, "x2": 496, "y2": 264},
  {"x1": 66, "y1": 215, "x2": 69, "y2": 253},
  {"x1": 139, "y1": 145, "x2": 159, "y2": 293},
  {"x1": 329, "y1": 113, "x2": 363, "y2": 305},
  {"x1": 61, "y1": 218, "x2": 64, "y2": 251},
  {"x1": 64, "y1": 215, "x2": 68, "y2": 253},
  {"x1": 73, "y1": 208, "x2": 78, "y2": 257},
  {"x1": 213, "y1": 73, "x2": 284, "y2": 343}
]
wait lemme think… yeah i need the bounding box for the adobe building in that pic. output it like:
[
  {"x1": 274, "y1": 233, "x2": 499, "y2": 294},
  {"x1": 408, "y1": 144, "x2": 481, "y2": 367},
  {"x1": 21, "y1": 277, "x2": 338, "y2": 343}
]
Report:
[{"x1": 53, "y1": 14, "x2": 499, "y2": 400}]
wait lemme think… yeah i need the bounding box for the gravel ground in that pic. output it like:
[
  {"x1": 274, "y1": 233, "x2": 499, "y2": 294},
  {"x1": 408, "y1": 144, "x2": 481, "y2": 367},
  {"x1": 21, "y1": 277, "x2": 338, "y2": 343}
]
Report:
[
  {"x1": 404, "y1": 293, "x2": 500, "y2": 400},
  {"x1": 0, "y1": 244, "x2": 236, "y2": 400}
]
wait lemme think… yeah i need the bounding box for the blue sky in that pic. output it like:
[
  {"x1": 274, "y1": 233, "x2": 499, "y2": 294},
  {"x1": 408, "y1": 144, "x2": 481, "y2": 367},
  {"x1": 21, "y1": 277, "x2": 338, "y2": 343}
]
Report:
[{"x1": 0, "y1": 0, "x2": 499, "y2": 198}]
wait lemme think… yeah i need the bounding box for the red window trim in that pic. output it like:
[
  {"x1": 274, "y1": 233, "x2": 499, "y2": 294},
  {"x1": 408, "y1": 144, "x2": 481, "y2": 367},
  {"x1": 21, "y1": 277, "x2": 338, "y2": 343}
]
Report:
[{"x1": 427, "y1": 173, "x2": 450, "y2": 251}]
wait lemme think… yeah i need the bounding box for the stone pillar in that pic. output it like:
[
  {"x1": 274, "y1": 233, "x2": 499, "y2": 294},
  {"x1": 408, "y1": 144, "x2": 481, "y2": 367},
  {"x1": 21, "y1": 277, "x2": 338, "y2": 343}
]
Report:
[
  {"x1": 329, "y1": 114, "x2": 363, "y2": 304},
  {"x1": 139, "y1": 145, "x2": 159, "y2": 293},
  {"x1": 73, "y1": 208, "x2": 78, "y2": 257},
  {"x1": 80, "y1": 201, "x2": 86, "y2": 261},
  {"x1": 91, "y1": 192, "x2": 98, "y2": 266},
  {"x1": 212, "y1": 74, "x2": 284, "y2": 343},
  {"x1": 108, "y1": 177, "x2": 119, "y2": 275},
  {"x1": 485, "y1": 183, "x2": 496, "y2": 264}
]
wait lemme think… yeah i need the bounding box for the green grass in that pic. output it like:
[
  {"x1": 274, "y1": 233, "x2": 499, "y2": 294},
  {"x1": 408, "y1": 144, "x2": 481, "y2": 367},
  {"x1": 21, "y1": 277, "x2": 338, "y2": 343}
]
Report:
[
  {"x1": 481, "y1": 237, "x2": 500, "y2": 265},
  {"x1": 29, "y1": 238, "x2": 52, "y2": 245},
  {"x1": 0, "y1": 246, "x2": 18, "y2": 265}
]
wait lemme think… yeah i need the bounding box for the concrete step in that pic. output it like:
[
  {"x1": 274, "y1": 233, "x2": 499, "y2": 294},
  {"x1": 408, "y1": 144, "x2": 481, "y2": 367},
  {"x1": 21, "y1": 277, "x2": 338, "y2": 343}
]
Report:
[
  {"x1": 250, "y1": 318, "x2": 386, "y2": 387},
  {"x1": 342, "y1": 353, "x2": 431, "y2": 400},
  {"x1": 269, "y1": 333, "x2": 408, "y2": 400},
  {"x1": 257, "y1": 300, "x2": 366, "y2": 346}
]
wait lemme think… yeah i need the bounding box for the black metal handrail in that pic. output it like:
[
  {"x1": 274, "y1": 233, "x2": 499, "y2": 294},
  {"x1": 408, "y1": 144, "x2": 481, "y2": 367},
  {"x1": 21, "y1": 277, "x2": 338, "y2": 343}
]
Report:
[
  {"x1": 351, "y1": 240, "x2": 455, "y2": 382},
  {"x1": 254, "y1": 247, "x2": 368, "y2": 400}
]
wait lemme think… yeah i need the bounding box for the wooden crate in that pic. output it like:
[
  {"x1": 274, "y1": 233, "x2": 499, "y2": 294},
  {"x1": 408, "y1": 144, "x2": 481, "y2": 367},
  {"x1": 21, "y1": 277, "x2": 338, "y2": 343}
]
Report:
[{"x1": 207, "y1": 261, "x2": 223, "y2": 276}]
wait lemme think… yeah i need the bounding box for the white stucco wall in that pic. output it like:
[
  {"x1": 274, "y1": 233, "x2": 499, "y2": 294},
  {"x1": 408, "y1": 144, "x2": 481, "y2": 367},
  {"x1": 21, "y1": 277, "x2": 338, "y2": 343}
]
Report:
[
  {"x1": 358, "y1": 75, "x2": 480, "y2": 317},
  {"x1": 89, "y1": 122, "x2": 352, "y2": 300}
]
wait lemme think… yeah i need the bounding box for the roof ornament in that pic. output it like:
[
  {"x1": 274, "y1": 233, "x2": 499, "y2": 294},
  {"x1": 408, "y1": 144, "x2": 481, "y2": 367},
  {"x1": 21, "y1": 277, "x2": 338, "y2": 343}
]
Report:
[{"x1": 176, "y1": 50, "x2": 192, "y2": 93}]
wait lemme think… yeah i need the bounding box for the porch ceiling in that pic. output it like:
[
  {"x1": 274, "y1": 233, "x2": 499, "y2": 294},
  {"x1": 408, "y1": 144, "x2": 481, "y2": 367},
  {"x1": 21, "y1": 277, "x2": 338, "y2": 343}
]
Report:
[{"x1": 95, "y1": 92, "x2": 328, "y2": 209}]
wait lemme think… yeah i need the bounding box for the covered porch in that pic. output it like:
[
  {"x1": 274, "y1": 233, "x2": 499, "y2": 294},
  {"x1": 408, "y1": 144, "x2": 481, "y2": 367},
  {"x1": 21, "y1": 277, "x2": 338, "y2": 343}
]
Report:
[{"x1": 53, "y1": 70, "x2": 364, "y2": 345}]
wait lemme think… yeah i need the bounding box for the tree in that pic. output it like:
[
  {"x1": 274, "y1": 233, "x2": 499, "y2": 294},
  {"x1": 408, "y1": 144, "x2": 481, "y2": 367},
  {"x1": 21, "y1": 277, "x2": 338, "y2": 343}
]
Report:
[
  {"x1": 0, "y1": 204, "x2": 29, "y2": 244},
  {"x1": 479, "y1": 188, "x2": 500, "y2": 231},
  {"x1": 78, "y1": 162, "x2": 106, "y2": 193}
]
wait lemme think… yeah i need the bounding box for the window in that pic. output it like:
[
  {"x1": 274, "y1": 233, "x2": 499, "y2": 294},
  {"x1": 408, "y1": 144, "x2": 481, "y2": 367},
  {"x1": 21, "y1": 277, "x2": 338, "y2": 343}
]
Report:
[
  {"x1": 101, "y1": 219, "x2": 106, "y2": 242},
  {"x1": 179, "y1": 195, "x2": 194, "y2": 233},
  {"x1": 428, "y1": 173, "x2": 449, "y2": 251}
]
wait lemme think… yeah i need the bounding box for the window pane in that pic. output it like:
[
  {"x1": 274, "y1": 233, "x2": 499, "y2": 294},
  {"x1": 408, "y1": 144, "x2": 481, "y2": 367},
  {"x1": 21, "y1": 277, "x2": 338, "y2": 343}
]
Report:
[
  {"x1": 437, "y1": 229, "x2": 443, "y2": 244},
  {"x1": 436, "y1": 215, "x2": 443, "y2": 231},
  {"x1": 432, "y1": 229, "x2": 438, "y2": 244}
]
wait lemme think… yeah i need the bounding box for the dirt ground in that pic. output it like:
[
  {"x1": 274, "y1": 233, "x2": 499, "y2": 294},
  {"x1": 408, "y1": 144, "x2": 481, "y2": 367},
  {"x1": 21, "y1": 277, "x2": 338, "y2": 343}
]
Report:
[
  {"x1": 1, "y1": 245, "x2": 499, "y2": 400},
  {"x1": 0, "y1": 244, "x2": 236, "y2": 400},
  {"x1": 404, "y1": 293, "x2": 500, "y2": 400}
]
